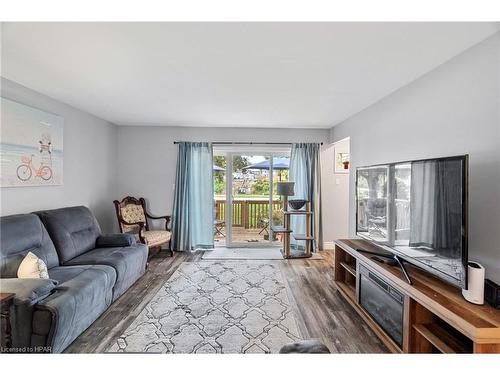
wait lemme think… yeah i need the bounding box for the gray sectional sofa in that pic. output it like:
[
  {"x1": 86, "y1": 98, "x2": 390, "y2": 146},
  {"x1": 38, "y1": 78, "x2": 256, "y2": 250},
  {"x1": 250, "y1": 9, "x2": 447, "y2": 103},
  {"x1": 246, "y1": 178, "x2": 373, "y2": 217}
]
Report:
[{"x1": 0, "y1": 206, "x2": 148, "y2": 353}]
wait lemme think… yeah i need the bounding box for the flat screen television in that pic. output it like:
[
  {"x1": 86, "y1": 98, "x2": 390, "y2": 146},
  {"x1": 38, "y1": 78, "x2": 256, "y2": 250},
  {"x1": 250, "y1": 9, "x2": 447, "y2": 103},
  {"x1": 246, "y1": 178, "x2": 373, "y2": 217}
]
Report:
[{"x1": 356, "y1": 155, "x2": 468, "y2": 288}]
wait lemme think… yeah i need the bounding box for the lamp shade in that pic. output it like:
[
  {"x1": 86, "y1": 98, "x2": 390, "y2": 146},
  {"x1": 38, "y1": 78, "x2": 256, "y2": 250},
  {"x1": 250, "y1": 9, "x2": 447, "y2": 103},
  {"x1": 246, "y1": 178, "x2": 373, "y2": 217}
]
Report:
[{"x1": 276, "y1": 182, "x2": 295, "y2": 196}]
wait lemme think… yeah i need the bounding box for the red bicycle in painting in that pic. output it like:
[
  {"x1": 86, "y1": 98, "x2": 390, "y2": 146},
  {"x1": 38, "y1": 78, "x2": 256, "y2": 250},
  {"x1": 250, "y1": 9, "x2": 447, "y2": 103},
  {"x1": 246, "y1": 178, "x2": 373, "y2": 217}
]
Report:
[{"x1": 16, "y1": 154, "x2": 53, "y2": 181}]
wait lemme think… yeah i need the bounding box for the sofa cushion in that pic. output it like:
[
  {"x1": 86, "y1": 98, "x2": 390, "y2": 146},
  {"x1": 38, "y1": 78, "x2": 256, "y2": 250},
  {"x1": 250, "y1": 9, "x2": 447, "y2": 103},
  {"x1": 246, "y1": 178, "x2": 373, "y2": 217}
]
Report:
[
  {"x1": 36, "y1": 206, "x2": 102, "y2": 264},
  {"x1": 96, "y1": 233, "x2": 136, "y2": 248},
  {"x1": 64, "y1": 244, "x2": 148, "y2": 300},
  {"x1": 0, "y1": 214, "x2": 60, "y2": 277},
  {"x1": 33, "y1": 264, "x2": 116, "y2": 353},
  {"x1": 17, "y1": 252, "x2": 50, "y2": 279},
  {"x1": 48, "y1": 264, "x2": 116, "y2": 286}
]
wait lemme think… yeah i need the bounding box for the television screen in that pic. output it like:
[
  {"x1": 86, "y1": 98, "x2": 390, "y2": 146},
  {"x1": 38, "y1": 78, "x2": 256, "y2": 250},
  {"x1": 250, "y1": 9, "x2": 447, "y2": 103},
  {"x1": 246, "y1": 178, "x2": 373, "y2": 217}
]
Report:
[{"x1": 356, "y1": 155, "x2": 468, "y2": 288}]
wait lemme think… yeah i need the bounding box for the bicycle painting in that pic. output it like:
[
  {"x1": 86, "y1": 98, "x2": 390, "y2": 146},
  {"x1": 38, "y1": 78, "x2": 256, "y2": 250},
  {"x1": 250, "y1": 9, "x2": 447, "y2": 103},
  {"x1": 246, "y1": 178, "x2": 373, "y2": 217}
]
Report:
[{"x1": 1, "y1": 98, "x2": 63, "y2": 187}]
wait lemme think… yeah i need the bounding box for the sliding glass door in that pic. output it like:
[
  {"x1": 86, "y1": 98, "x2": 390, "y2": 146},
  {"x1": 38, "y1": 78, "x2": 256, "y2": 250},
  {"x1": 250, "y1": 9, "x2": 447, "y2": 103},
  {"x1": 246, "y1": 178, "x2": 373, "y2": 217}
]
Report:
[{"x1": 213, "y1": 148, "x2": 290, "y2": 248}]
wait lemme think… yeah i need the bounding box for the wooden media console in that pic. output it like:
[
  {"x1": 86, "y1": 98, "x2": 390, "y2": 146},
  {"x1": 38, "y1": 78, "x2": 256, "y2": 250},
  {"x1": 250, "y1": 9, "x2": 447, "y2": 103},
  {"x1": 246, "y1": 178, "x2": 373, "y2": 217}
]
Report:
[{"x1": 334, "y1": 239, "x2": 500, "y2": 353}]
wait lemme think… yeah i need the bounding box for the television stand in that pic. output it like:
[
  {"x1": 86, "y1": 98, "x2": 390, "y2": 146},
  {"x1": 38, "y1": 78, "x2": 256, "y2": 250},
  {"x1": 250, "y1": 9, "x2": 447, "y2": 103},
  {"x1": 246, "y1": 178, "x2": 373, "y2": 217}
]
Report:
[
  {"x1": 334, "y1": 239, "x2": 500, "y2": 353},
  {"x1": 356, "y1": 249, "x2": 413, "y2": 285}
]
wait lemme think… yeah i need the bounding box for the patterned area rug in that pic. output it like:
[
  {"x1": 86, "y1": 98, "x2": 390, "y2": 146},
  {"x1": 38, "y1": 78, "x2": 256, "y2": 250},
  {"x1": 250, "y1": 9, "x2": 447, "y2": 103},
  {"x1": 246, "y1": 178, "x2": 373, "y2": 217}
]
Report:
[{"x1": 107, "y1": 260, "x2": 301, "y2": 353}]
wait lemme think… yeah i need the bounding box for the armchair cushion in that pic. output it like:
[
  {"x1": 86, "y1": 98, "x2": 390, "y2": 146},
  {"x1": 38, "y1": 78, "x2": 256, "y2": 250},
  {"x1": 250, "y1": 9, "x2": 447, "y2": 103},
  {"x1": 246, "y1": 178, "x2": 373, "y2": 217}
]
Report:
[
  {"x1": 96, "y1": 233, "x2": 136, "y2": 248},
  {"x1": 143, "y1": 230, "x2": 171, "y2": 247},
  {"x1": 120, "y1": 203, "x2": 146, "y2": 233}
]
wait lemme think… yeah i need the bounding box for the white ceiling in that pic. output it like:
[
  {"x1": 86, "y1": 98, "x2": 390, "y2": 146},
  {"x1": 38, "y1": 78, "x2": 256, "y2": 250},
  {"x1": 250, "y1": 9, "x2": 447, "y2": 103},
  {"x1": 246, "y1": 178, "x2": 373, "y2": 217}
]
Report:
[{"x1": 2, "y1": 22, "x2": 499, "y2": 128}]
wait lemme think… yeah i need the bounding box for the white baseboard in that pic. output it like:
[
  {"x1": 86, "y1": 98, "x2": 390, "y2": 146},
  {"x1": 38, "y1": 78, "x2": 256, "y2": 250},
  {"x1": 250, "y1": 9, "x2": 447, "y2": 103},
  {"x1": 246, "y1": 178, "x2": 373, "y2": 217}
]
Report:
[{"x1": 322, "y1": 241, "x2": 335, "y2": 250}]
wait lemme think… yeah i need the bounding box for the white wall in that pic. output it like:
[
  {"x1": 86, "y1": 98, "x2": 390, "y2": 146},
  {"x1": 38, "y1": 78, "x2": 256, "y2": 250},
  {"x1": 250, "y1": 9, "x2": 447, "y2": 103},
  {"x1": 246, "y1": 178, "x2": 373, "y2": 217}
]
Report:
[
  {"x1": 115, "y1": 126, "x2": 329, "y2": 231},
  {"x1": 1, "y1": 78, "x2": 118, "y2": 232},
  {"x1": 321, "y1": 138, "x2": 350, "y2": 246},
  {"x1": 330, "y1": 32, "x2": 500, "y2": 282},
  {"x1": 0, "y1": 78, "x2": 332, "y2": 237}
]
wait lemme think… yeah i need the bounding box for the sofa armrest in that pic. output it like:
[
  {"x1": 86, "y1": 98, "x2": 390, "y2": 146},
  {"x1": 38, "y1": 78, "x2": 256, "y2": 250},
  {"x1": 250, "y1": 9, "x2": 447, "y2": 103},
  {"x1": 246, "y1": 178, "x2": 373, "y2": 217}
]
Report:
[
  {"x1": 0, "y1": 278, "x2": 58, "y2": 350},
  {"x1": 96, "y1": 233, "x2": 136, "y2": 248},
  {"x1": 0, "y1": 278, "x2": 58, "y2": 306}
]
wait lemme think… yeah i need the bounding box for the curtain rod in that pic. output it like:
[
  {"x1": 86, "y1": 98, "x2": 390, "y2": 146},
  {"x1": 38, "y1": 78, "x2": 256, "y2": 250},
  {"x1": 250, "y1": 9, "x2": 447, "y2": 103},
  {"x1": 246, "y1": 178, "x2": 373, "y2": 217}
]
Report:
[{"x1": 173, "y1": 141, "x2": 323, "y2": 145}]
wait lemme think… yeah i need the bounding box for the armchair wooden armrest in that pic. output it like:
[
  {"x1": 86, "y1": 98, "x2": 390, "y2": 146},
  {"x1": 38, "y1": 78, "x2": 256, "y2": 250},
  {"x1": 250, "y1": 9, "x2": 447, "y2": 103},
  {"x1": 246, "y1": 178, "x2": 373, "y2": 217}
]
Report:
[
  {"x1": 145, "y1": 213, "x2": 170, "y2": 220},
  {"x1": 145, "y1": 212, "x2": 171, "y2": 231}
]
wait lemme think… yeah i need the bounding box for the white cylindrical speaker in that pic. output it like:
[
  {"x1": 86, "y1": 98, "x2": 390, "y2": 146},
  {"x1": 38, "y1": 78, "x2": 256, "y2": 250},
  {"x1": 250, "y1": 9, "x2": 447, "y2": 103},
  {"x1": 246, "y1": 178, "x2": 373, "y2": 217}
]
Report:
[{"x1": 462, "y1": 262, "x2": 485, "y2": 305}]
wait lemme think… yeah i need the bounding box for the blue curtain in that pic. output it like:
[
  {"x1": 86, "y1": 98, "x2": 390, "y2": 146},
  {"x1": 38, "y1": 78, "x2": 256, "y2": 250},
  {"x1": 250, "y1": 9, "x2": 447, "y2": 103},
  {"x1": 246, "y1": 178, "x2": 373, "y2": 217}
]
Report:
[
  {"x1": 171, "y1": 142, "x2": 214, "y2": 251},
  {"x1": 289, "y1": 143, "x2": 323, "y2": 251}
]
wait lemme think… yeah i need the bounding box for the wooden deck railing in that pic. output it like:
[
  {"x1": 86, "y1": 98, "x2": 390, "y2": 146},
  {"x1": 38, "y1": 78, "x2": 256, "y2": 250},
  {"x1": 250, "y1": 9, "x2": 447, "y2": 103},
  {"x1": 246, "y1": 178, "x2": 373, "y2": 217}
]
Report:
[{"x1": 215, "y1": 199, "x2": 282, "y2": 229}]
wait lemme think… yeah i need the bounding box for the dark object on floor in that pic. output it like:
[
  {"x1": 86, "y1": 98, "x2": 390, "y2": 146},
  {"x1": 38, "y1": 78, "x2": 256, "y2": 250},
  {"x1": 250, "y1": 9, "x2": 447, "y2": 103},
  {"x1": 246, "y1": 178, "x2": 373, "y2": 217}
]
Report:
[
  {"x1": 279, "y1": 339, "x2": 331, "y2": 353},
  {"x1": 288, "y1": 199, "x2": 307, "y2": 210}
]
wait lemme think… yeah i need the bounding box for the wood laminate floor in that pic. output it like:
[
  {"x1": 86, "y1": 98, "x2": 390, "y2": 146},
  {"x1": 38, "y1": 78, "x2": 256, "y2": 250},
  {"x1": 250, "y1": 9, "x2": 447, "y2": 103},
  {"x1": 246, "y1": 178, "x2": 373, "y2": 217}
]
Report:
[{"x1": 65, "y1": 250, "x2": 388, "y2": 353}]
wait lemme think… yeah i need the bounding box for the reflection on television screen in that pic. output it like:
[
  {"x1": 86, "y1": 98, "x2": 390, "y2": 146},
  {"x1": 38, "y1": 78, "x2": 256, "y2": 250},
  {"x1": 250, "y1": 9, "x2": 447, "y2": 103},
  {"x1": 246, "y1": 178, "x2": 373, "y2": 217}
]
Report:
[{"x1": 356, "y1": 156, "x2": 467, "y2": 288}]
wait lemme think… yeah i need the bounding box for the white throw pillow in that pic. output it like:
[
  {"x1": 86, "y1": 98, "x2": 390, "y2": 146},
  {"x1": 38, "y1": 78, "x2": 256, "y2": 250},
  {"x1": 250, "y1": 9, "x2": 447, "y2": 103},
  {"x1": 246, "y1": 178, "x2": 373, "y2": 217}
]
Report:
[{"x1": 17, "y1": 252, "x2": 49, "y2": 279}]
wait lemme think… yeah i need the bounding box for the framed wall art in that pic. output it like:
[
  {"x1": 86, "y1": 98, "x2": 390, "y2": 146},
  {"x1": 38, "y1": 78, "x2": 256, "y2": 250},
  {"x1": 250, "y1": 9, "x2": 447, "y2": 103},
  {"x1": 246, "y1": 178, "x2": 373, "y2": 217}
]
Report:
[
  {"x1": 1, "y1": 98, "x2": 63, "y2": 187},
  {"x1": 334, "y1": 148, "x2": 350, "y2": 174}
]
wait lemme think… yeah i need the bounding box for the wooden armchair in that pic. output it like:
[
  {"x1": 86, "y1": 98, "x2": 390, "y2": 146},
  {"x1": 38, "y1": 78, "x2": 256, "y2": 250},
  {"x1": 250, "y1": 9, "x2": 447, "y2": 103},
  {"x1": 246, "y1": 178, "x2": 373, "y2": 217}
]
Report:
[{"x1": 113, "y1": 196, "x2": 173, "y2": 257}]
